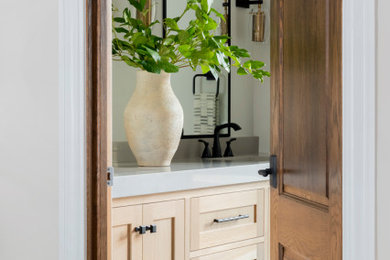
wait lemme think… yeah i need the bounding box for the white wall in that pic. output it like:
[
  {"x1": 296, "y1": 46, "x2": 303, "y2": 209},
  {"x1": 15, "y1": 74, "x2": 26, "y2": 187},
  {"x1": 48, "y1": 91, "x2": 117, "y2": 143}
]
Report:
[
  {"x1": 0, "y1": 1, "x2": 59, "y2": 259},
  {"x1": 376, "y1": 0, "x2": 390, "y2": 259}
]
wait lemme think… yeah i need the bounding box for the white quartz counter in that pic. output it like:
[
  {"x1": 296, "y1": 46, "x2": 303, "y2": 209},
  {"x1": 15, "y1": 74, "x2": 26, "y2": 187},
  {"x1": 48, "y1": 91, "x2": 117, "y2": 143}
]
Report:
[{"x1": 112, "y1": 156, "x2": 270, "y2": 198}]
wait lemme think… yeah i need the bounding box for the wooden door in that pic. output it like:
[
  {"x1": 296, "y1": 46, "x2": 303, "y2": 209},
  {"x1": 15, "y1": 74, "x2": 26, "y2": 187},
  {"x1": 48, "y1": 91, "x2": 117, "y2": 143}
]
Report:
[
  {"x1": 143, "y1": 200, "x2": 185, "y2": 260},
  {"x1": 112, "y1": 205, "x2": 143, "y2": 260},
  {"x1": 86, "y1": 0, "x2": 113, "y2": 259},
  {"x1": 270, "y1": 0, "x2": 342, "y2": 259}
]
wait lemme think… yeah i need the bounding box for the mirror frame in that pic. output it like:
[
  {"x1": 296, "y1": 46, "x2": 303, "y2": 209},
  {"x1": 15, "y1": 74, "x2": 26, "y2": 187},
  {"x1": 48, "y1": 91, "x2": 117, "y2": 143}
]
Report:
[{"x1": 162, "y1": 0, "x2": 232, "y2": 139}]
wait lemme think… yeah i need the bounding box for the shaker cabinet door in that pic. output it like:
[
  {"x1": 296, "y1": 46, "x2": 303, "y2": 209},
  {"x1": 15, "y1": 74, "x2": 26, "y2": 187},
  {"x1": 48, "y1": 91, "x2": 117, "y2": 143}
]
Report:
[
  {"x1": 112, "y1": 205, "x2": 143, "y2": 260},
  {"x1": 143, "y1": 200, "x2": 185, "y2": 260}
]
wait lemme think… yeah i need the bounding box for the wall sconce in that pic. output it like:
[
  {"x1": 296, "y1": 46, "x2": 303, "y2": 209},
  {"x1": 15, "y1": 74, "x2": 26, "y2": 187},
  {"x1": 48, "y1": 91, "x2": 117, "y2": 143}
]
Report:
[
  {"x1": 136, "y1": 0, "x2": 152, "y2": 26},
  {"x1": 220, "y1": 0, "x2": 229, "y2": 36},
  {"x1": 236, "y1": 0, "x2": 265, "y2": 42}
]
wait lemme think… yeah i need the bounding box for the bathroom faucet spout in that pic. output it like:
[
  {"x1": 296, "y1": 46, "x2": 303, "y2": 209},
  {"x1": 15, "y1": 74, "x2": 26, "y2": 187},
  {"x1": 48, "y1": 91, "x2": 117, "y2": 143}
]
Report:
[{"x1": 212, "y1": 123, "x2": 242, "y2": 157}]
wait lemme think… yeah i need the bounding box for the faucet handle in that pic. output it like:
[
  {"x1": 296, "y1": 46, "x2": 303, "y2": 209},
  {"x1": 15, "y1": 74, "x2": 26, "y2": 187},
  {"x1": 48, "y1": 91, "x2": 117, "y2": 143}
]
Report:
[
  {"x1": 224, "y1": 138, "x2": 237, "y2": 157},
  {"x1": 198, "y1": 140, "x2": 212, "y2": 158}
]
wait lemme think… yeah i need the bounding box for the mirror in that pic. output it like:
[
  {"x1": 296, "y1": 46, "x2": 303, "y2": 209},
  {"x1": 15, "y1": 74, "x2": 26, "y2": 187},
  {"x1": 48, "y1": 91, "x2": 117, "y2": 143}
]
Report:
[
  {"x1": 164, "y1": 0, "x2": 231, "y2": 137},
  {"x1": 112, "y1": 0, "x2": 271, "y2": 158},
  {"x1": 112, "y1": 0, "x2": 231, "y2": 141}
]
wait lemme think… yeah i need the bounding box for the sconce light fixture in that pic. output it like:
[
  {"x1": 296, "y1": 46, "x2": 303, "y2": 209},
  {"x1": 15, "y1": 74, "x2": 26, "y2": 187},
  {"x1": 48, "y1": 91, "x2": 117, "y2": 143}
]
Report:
[
  {"x1": 236, "y1": 0, "x2": 265, "y2": 42},
  {"x1": 220, "y1": 0, "x2": 229, "y2": 36},
  {"x1": 137, "y1": 0, "x2": 152, "y2": 26}
]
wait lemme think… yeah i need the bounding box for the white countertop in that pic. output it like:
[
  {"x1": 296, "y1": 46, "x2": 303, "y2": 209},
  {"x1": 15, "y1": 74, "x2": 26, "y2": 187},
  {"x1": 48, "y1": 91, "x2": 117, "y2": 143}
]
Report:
[{"x1": 112, "y1": 156, "x2": 270, "y2": 198}]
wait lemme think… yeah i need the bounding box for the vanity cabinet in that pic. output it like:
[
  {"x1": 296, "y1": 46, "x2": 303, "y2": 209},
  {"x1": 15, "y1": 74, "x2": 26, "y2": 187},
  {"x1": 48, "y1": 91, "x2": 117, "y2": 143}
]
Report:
[
  {"x1": 112, "y1": 182, "x2": 269, "y2": 260},
  {"x1": 112, "y1": 200, "x2": 185, "y2": 260}
]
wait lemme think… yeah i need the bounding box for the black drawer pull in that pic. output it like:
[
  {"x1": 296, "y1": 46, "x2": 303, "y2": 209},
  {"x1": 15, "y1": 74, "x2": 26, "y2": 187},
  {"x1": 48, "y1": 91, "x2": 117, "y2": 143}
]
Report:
[{"x1": 213, "y1": 214, "x2": 249, "y2": 223}]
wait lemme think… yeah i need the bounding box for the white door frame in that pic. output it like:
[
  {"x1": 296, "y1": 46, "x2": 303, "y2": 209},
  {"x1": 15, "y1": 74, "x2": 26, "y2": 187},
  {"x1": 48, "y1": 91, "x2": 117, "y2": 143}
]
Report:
[
  {"x1": 58, "y1": 0, "x2": 85, "y2": 259},
  {"x1": 58, "y1": 0, "x2": 377, "y2": 259},
  {"x1": 342, "y1": 0, "x2": 376, "y2": 259}
]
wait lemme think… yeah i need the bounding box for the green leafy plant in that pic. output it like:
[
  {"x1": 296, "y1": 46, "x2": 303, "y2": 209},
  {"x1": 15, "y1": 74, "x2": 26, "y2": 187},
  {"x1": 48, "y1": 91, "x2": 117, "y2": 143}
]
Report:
[{"x1": 112, "y1": 0, "x2": 270, "y2": 81}]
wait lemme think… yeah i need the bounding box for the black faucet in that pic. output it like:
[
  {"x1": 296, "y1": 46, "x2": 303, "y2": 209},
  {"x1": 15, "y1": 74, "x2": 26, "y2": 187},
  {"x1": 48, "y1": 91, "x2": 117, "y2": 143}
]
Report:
[{"x1": 212, "y1": 123, "x2": 242, "y2": 157}]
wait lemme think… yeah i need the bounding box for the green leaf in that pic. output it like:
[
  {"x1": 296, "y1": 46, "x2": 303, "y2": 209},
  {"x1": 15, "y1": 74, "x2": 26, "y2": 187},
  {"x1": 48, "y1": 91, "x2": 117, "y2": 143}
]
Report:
[
  {"x1": 210, "y1": 8, "x2": 225, "y2": 22},
  {"x1": 132, "y1": 33, "x2": 148, "y2": 46},
  {"x1": 121, "y1": 55, "x2": 138, "y2": 67},
  {"x1": 216, "y1": 52, "x2": 230, "y2": 72},
  {"x1": 250, "y1": 60, "x2": 265, "y2": 69},
  {"x1": 201, "y1": 0, "x2": 213, "y2": 13},
  {"x1": 159, "y1": 60, "x2": 179, "y2": 73},
  {"x1": 128, "y1": 0, "x2": 146, "y2": 12},
  {"x1": 178, "y1": 31, "x2": 190, "y2": 43},
  {"x1": 201, "y1": 64, "x2": 210, "y2": 74},
  {"x1": 123, "y1": 8, "x2": 131, "y2": 23},
  {"x1": 163, "y1": 37, "x2": 175, "y2": 45},
  {"x1": 114, "y1": 27, "x2": 129, "y2": 34},
  {"x1": 141, "y1": 60, "x2": 161, "y2": 73},
  {"x1": 204, "y1": 18, "x2": 218, "y2": 30},
  {"x1": 164, "y1": 18, "x2": 179, "y2": 30},
  {"x1": 178, "y1": 45, "x2": 192, "y2": 57},
  {"x1": 237, "y1": 67, "x2": 248, "y2": 75},
  {"x1": 143, "y1": 46, "x2": 161, "y2": 62},
  {"x1": 113, "y1": 17, "x2": 126, "y2": 23}
]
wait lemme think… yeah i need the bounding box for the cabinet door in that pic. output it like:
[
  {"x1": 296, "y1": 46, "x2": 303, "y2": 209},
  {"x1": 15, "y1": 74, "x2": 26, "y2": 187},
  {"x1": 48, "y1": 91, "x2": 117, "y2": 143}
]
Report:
[
  {"x1": 112, "y1": 205, "x2": 143, "y2": 260},
  {"x1": 191, "y1": 244, "x2": 264, "y2": 260},
  {"x1": 143, "y1": 200, "x2": 185, "y2": 260}
]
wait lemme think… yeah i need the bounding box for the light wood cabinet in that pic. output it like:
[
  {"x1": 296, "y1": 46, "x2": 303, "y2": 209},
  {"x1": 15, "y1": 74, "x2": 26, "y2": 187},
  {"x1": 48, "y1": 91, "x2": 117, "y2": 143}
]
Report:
[
  {"x1": 143, "y1": 200, "x2": 185, "y2": 260},
  {"x1": 112, "y1": 200, "x2": 185, "y2": 260},
  {"x1": 190, "y1": 189, "x2": 264, "y2": 250},
  {"x1": 191, "y1": 243, "x2": 264, "y2": 260},
  {"x1": 112, "y1": 182, "x2": 269, "y2": 260}
]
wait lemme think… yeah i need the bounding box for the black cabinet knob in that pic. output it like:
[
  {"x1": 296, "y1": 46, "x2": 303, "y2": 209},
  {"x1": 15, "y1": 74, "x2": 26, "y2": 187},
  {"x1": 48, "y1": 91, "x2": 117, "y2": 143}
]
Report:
[
  {"x1": 134, "y1": 225, "x2": 147, "y2": 234},
  {"x1": 146, "y1": 224, "x2": 157, "y2": 233}
]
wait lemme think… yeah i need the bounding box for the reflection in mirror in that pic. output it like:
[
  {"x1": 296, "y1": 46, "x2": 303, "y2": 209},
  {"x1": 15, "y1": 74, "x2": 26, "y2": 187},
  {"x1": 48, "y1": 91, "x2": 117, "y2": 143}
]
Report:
[
  {"x1": 165, "y1": 0, "x2": 230, "y2": 136},
  {"x1": 112, "y1": 0, "x2": 230, "y2": 140},
  {"x1": 111, "y1": 0, "x2": 271, "y2": 165}
]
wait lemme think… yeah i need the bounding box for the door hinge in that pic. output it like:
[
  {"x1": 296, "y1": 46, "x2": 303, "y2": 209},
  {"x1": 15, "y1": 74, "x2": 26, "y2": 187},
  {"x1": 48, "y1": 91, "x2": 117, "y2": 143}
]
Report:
[
  {"x1": 107, "y1": 167, "x2": 114, "y2": 187},
  {"x1": 258, "y1": 155, "x2": 277, "y2": 188}
]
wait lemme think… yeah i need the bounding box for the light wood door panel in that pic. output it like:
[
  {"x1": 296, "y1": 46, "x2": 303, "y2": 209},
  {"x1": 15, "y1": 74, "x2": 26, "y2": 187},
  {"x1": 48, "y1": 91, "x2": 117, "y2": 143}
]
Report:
[
  {"x1": 143, "y1": 200, "x2": 185, "y2": 260},
  {"x1": 191, "y1": 244, "x2": 264, "y2": 260},
  {"x1": 112, "y1": 205, "x2": 143, "y2": 260},
  {"x1": 270, "y1": 0, "x2": 342, "y2": 258},
  {"x1": 190, "y1": 190, "x2": 264, "y2": 250}
]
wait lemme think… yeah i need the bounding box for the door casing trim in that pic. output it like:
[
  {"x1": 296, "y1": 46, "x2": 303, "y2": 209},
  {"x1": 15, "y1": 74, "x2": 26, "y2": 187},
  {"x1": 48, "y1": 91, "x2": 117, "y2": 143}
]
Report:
[
  {"x1": 342, "y1": 0, "x2": 376, "y2": 259},
  {"x1": 58, "y1": 0, "x2": 86, "y2": 259},
  {"x1": 58, "y1": 0, "x2": 377, "y2": 259}
]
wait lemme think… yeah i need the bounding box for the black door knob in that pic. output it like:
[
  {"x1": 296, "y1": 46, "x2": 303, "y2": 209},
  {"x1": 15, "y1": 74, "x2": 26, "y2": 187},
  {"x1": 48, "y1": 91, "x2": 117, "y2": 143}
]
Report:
[{"x1": 258, "y1": 168, "x2": 272, "y2": 177}]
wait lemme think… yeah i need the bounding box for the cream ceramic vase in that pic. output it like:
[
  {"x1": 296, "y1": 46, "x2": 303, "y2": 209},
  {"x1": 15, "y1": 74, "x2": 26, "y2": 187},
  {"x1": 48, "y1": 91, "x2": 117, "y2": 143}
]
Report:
[{"x1": 124, "y1": 71, "x2": 184, "y2": 166}]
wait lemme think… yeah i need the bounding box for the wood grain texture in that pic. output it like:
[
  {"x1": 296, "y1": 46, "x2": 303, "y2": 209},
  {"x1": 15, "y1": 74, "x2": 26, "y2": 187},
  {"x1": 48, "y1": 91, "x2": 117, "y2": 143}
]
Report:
[
  {"x1": 270, "y1": 0, "x2": 342, "y2": 259},
  {"x1": 190, "y1": 190, "x2": 264, "y2": 251},
  {"x1": 112, "y1": 205, "x2": 143, "y2": 260},
  {"x1": 191, "y1": 244, "x2": 262, "y2": 260},
  {"x1": 142, "y1": 200, "x2": 185, "y2": 260},
  {"x1": 86, "y1": 0, "x2": 111, "y2": 259},
  {"x1": 112, "y1": 183, "x2": 270, "y2": 260}
]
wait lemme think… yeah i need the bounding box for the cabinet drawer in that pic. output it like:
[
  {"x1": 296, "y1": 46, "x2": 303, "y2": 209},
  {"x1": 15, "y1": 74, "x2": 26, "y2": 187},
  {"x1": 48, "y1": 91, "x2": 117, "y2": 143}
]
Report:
[
  {"x1": 191, "y1": 243, "x2": 264, "y2": 260},
  {"x1": 190, "y1": 189, "x2": 264, "y2": 250}
]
